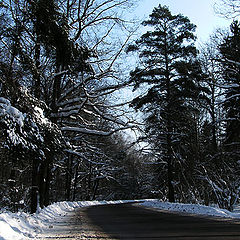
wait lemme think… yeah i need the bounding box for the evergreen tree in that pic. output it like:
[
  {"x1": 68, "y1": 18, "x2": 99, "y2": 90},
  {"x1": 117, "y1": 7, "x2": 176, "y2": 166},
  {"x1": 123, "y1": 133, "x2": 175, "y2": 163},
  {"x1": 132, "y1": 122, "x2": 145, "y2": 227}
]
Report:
[
  {"x1": 220, "y1": 21, "x2": 240, "y2": 155},
  {"x1": 128, "y1": 5, "x2": 205, "y2": 202},
  {"x1": 217, "y1": 22, "x2": 240, "y2": 209}
]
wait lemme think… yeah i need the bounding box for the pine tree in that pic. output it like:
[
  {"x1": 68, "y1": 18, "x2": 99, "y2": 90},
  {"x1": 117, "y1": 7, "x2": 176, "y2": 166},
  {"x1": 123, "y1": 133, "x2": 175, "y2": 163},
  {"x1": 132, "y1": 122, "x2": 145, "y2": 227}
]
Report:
[
  {"x1": 217, "y1": 22, "x2": 240, "y2": 209},
  {"x1": 128, "y1": 5, "x2": 205, "y2": 202},
  {"x1": 220, "y1": 21, "x2": 240, "y2": 155}
]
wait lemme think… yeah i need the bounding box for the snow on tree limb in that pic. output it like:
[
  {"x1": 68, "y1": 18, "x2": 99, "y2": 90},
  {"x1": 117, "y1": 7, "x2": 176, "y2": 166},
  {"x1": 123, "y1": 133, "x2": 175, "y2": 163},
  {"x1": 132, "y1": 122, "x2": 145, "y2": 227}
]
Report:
[
  {"x1": 61, "y1": 125, "x2": 135, "y2": 136},
  {"x1": 225, "y1": 58, "x2": 240, "y2": 66}
]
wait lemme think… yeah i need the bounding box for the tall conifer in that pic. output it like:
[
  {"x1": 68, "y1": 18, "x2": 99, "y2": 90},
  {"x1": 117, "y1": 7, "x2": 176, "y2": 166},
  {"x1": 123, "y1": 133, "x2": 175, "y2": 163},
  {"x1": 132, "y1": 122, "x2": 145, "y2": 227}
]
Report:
[{"x1": 128, "y1": 5, "x2": 205, "y2": 202}]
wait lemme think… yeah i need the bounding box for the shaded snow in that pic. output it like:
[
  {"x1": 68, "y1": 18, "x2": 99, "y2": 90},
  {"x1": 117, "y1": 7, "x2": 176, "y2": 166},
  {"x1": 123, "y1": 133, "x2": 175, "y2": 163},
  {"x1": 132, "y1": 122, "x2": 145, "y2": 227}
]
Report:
[
  {"x1": 1, "y1": 200, "x2": 240, "y2": 239},
  {"x1": 139, "y1": 200, "x2": 240, "y2": 218},
  {"x1": 0, "y1": 98, "x2": 25, "y2": 128},
  {"x1": 0, "y1": 97, "x2": 11, "y2": 106}
]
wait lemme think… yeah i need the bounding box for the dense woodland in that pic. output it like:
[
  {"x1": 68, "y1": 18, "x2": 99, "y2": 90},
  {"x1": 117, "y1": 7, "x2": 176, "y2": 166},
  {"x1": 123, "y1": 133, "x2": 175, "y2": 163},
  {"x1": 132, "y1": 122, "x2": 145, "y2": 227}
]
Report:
[{"x1": 0, "y1": 0, "x2": 239, "y2": 213}]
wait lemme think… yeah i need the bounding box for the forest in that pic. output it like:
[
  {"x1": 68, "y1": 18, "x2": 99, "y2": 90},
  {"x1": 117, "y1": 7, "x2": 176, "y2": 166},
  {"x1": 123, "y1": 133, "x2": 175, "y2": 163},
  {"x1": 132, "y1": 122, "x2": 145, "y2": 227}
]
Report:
[{"x1": 0, "y1": 0, "x2": 239, "y2": 214}]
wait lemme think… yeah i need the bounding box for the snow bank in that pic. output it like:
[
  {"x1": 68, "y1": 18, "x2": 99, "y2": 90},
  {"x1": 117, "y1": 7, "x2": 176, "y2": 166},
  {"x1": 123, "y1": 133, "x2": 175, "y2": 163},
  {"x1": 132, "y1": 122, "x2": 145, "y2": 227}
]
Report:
[
  {"x1": 0, "y1": 211, "x2": 36, "y2": 240},
  {"x1": 0, "y1": 200, "x2": 138, "y2": 240},
  {"x1": 1, "y1": 199, "x2": 240, "y2": 239},
  {"x1": 139, "y1": 199, "x2": 240, "y2": 218}
]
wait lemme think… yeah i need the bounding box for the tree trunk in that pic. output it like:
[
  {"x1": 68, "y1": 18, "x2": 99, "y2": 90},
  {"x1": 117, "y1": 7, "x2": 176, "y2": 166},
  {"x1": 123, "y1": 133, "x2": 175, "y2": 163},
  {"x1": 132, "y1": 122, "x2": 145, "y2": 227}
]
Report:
[
  {"x1": 167, "y1": 159, "x2": 175, "y2": 202},
  {"x1": 72, "y1": 162, "x2": 79, "y2": 201},
  {"x1": 34, "y1": 33, "x2": 41, "y2": 99},
  {"x1": 65, "y1": 155, "x2": 73, "y2": 200},
  {"x1": 92, "y1": 178, "x2": 99, "y2": 200},
  {"x1": 38, "y1": 149, "x2": 52, "y2": 208},
  {"x1": 43, "y1": 161, "x2": 51, "y2": 207},
  {"x1": 31, "y1": 157, "x2": 40, "y2": 213},
  {"x1": 164, "y1": 30, "x2": 175, "y2": 203},
  {"x1": 210, "y1": 93, "x2": 218, "y2": 152},
  {"x1": 167, "y1": 132, "x2": 175, "y2": 202},
  {"x1": 51, "y1": 64, "x2": 62, "y2": 123}
]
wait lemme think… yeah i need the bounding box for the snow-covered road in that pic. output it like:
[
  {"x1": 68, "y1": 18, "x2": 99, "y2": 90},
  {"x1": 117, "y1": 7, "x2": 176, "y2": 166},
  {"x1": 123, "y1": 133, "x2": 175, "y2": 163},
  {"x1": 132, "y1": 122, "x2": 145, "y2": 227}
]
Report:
[{"x1": 1, "y1": 200, "x2": 240, "y2": 239}]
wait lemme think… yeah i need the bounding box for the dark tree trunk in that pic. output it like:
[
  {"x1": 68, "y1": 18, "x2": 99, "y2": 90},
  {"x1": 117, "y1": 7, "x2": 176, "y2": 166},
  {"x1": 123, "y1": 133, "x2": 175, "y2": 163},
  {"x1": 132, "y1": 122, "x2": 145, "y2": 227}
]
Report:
[
  {"x1": 34, "y1": 35, "x2": 41, "y2": 99},
  {"x1": 43, "y1": 160, "x2": 51, "y2": 206},
  {"x1": 38, "y1": 150, "x2": 52, "y2": 208},
  {"x1": 65, "y1": 155, "x2": 73, "y2": 200},
  {"x1": 9, "y1": 159, "x2": 17, "y2": 211},
  {"x1": 38, "y1": 162, "x2": 46, "y2": 208},
  {"x1": 72, "y1": 162, "x2": 79, "y2": 201},
  {"x1": 31, "y1": 157, "x2": 40, "y2": 213},
  {"x1": 167, "y1": 129, "x2": 175, "y2": 203},
  {"x1": 164, "y1": 31, "x2": 175, "y2": 203},
  {"x1": 92, "y1": 178, "x2": 99, "y2": 200},
  {"x1": 167, "y1": 158, "x2": 175, "y2": 202},
  {"x1": 210, "y1": 96, "x2": 218, "y2": 152},
  {"x1": 51, "y1": 64, "x2": 62, "y2": 123},
  {"x1": 86, "y1": 163, "x2": 92, "y2": 200}
]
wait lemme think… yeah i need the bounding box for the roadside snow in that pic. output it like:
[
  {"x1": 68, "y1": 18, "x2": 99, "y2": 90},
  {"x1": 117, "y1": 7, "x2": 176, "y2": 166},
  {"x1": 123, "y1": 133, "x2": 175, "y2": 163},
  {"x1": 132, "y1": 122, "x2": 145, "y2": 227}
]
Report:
[
  {"x1": 0, "y1": 200, "x2": 137, "y2": 240},
  {"x1": 1, "y1": 200, "x2": 240, "y2": 240},
  {"x1": 139, "y1": 200, "x2": 240, "y2": 218}
]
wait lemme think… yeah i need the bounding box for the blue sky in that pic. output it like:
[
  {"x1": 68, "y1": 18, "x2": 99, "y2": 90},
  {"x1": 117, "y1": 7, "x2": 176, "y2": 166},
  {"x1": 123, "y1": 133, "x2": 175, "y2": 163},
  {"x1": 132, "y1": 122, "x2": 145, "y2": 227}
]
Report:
[{"x1": 134, "y1": 0, "x2": 232, "y2": 42}]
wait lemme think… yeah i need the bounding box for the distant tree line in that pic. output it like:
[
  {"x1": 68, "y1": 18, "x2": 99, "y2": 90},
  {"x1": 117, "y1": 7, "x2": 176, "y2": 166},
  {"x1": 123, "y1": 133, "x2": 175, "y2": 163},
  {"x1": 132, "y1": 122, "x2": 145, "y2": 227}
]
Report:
[{"x1": 0, "y1": 0, "x2": 239, "y2": 213}]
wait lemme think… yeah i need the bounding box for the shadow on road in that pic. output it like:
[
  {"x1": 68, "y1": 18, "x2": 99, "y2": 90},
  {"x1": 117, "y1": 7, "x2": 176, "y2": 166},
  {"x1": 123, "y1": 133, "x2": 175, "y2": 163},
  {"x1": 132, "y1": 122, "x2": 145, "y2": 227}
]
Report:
[{"x1": 85, "y1": 203, "x2": 240, "y2": 240}]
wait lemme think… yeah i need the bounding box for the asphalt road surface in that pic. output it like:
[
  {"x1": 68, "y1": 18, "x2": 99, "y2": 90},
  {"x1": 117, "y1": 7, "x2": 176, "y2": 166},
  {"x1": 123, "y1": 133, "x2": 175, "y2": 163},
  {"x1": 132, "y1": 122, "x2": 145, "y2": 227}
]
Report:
[{"x1": 39, "y1": 203, "x2": 240, "y2": 240}]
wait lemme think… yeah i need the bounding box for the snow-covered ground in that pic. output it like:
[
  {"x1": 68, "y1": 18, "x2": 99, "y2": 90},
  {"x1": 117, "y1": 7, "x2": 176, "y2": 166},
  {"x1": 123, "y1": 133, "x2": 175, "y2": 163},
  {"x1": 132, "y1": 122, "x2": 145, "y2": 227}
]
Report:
[
  {"x1": 1, "y1": 199, "x2": 240, "y2": 240},
  {"x1": 139, "y1": 200, "x2": 240, "y2": 218},
  {"x1": 0, "y1": 200, "x2": 138, "y2": 240}
]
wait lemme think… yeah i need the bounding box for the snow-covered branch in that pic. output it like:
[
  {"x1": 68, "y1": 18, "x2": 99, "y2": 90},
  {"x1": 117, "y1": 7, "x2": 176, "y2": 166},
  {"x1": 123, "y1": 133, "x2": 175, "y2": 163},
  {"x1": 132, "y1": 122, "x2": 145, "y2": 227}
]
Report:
[{"x1": 61, "y1": 125, "x2": 136, "y2": 136}]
